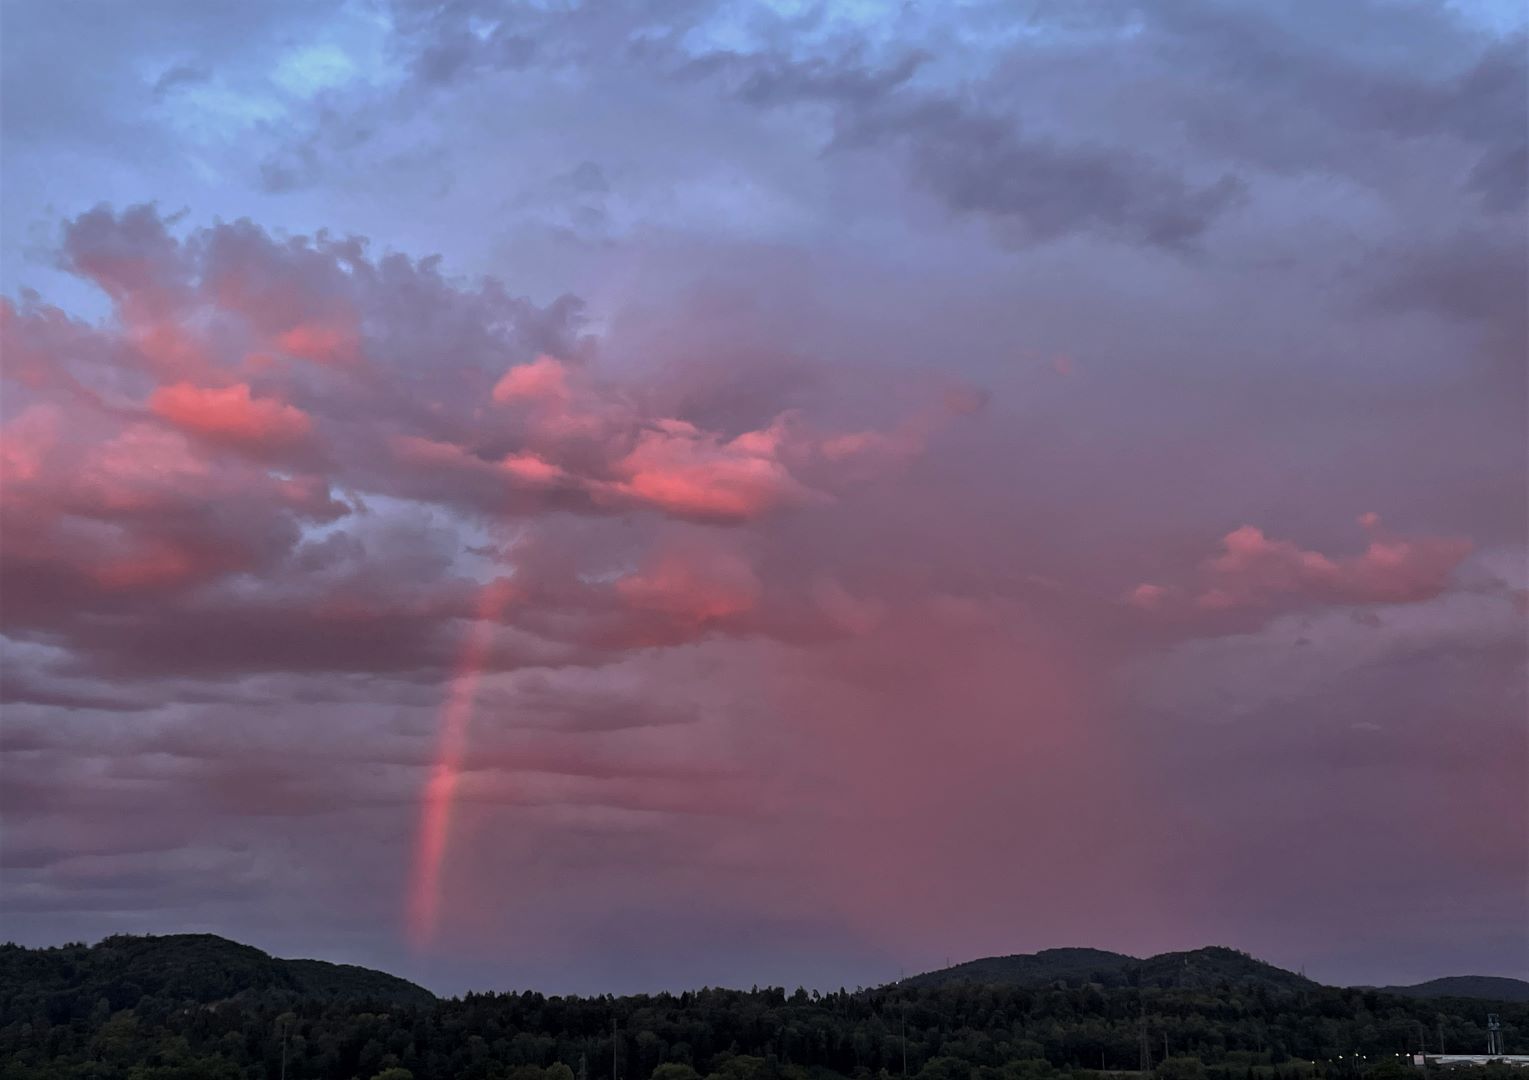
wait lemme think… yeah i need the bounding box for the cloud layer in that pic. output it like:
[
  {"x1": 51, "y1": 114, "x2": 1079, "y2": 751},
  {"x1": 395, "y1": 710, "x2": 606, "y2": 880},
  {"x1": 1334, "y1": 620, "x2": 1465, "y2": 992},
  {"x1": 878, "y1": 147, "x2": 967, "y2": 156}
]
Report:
[{"x1": 1, "y1": 0, "x2": 1524, "y2": 994}]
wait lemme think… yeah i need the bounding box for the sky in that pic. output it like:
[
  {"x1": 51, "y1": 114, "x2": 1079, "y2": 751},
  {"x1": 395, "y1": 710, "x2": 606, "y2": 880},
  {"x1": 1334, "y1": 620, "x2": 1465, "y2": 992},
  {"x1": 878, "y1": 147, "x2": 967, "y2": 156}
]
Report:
[{"x1": 0, "y1": 0, "x2": 1525, "y2": 996}]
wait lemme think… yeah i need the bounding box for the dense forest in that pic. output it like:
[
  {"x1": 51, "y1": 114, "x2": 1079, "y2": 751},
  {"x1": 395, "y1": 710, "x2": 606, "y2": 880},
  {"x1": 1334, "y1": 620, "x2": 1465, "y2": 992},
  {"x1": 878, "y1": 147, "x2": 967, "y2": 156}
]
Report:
[{"x1": 2, "y1": 936, "x2": 1523, "y2": 1080}]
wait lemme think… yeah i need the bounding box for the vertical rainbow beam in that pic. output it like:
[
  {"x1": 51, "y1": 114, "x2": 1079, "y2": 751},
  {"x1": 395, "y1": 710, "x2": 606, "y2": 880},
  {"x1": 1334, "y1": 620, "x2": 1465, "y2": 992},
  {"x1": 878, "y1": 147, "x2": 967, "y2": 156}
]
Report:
[{"x1": 407, "y1": 583, "x2": 511, "y2": 949}]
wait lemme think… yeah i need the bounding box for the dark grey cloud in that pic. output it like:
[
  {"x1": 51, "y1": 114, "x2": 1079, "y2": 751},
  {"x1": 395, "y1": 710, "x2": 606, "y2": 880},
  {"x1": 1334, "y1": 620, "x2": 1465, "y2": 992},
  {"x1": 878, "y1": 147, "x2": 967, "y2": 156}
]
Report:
[
  {"x1": 1364, "y1": 226, "x2": 1529, "y2": 371},
  {"x1": 371, "y1": 0, "x2": 1522, "y2": 253},
  {"x1": 381, "y1": 2, "x2": 1248, "y2": 250},
  {"x1": 150, "y1": 64, "x2": 210, "y2": 98},
  {"x1": 725, "y1": 47, "x2": 930, "y2": 109},
  {"x1": 1136, "y1": 1, "x2": 1527, "y2": 207},
  {"x1": 414, "y1": 24, "x2": 536, "y2": 85},
  {"x1": 1467, "y1": 136, "x2": 1529, "y2": 213},
  {"x1": 0, "y1": 0, "x2": 343, "y2": 145},
  {"x1": 682, "y1": 45, "x2": 1246, "y2": 249},
  {"x1": 855, "y1": 97, "x2": 1246, "y2": 249}
]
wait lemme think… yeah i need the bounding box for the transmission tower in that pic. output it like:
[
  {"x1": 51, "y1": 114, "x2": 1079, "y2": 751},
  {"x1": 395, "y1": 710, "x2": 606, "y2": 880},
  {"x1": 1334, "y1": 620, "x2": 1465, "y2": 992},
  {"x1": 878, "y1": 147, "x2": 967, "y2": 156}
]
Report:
[{"x1": 1487, "y1": 1014, "x2": 1502, "y2": 1057}]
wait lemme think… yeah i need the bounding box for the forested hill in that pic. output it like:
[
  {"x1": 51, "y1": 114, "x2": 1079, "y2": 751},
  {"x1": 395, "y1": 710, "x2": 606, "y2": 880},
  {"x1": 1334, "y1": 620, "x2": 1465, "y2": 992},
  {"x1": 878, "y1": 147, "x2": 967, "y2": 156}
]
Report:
[
  {"x1": 899, "y1": 948, "x2": 1137, "y2": 991},
  {"x1": 900, "y1": 947, "x2": 1315, "y2": 993},
  {"x1": 1369, "y1": 976, "x2": 1529, "y2": 1003},
  {"x1": 0, "y1": 933, "x2": 436, "y2": 1012},
  {"x1": 3, "y1": 934, "x2": 1527, "y2": 1080},
  {"x1": 901, "y1": 946, "x2": 1526, "y2": 1001}
]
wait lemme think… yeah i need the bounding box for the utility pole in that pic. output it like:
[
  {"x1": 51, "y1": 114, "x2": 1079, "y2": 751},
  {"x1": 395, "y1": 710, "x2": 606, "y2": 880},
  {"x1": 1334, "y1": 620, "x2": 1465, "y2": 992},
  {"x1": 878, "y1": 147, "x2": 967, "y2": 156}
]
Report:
[
  {"x1": 1139, "y1": 1007, "x2": 1151, "y2": 1074},
  {"x1": 1438, "y1": 1021, "x2": 1446, "y2": 1056},
  {"x1": 612, "y1": 1017, "x2": 618, "y2": 1080},
  {"x1": 280, "y1": 1016, "x2": 289, "y2": 1080}
]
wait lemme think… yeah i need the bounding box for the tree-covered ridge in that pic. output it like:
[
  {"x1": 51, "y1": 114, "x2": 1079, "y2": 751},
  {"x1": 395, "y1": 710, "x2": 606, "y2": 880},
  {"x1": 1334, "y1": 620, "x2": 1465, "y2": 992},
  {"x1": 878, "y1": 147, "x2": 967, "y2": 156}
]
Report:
[
  {"x1": 280, "y1": 961, "x2": 437, "y2": 1009},
  {"x1": 901, "y1": 950, "x2": 1137, "y2": 991},
  {"x1": 900, "y1": 948, "x2": 1315, "y2": 994},
  {"x1": 1, "y1": 935, "x2": 1526, "y2": 1080},
  {"x1": 903, "y1": 948, "x2": 1527, "y2": 1002},
  {"x1": 0, "y1": 935, "x2": 435, "y2": 1014},
  {"x1": 1366, "y1": 979, "x2": 1529, "y2": 1004}
]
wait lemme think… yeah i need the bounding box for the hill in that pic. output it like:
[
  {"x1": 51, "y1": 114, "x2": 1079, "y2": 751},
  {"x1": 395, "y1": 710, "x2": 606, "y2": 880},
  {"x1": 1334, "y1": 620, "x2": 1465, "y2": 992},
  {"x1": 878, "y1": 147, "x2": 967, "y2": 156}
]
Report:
[
  {"x1": 1132, "y1": 947, "x2": 1317, "y2": 993},
  {"x1": 902, "y1": 945, "x2": 1317, "y2": 993},
  {"x1": 0, "y1": 933, "x2": 435, "y2": 1013},
  {"x1": 2, "y1": 933, "x2": 1526, "y2": 1079},
  {"x1": 900, "y1": 947, "x2": 1136, "y2": 990},
  {"x1": 281, "y1": 956, "x2": 438, "y2": 1005},
  {"x1": 1371, "y1": 975, "x2": 1529, "y2": 1002}
]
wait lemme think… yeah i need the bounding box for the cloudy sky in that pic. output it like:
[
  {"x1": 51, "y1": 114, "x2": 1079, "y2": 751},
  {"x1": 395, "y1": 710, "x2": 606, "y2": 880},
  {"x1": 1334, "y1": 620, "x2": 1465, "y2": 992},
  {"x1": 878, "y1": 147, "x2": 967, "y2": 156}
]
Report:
[{"x1": 1, "y1": 0, "x2": 1525, "y2": 995}]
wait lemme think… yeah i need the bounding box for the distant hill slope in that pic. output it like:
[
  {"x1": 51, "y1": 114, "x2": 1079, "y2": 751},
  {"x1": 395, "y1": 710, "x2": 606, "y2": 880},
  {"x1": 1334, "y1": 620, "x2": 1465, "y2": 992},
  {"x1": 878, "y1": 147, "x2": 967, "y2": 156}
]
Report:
[
  {"x1": 1370, "y1": 976, "x2": 1529, "y2": 1002},
  {"x1": 906, "y1": 948, "x2": 1529, "y2": 1003},
  {"x1": 902, "y1": 948, "x2": 1136, "y2": 990},
  {"x1": 1132, "y1": 947, "x2": 1317, "y2": 993},
  {"x1": 0, "y1": 933, "x2": 435, "y2": 1012},
  {"x1": 904, "y1": 946, "x2": 1319, "y2": 993},
  {"x1": 281, "y1": 956, "x2": 436, "y2": 1004}
]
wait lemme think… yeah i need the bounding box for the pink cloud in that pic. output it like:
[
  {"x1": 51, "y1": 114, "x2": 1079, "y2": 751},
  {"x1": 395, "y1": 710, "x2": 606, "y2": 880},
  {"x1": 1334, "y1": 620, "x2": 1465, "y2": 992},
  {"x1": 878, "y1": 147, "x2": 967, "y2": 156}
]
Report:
[
  {"x1": 814, "y1": 387, "x2": 982, "y2": 475},
  {"x1": 80, "y1": 424, "x2": 212, "y2": 509},
  {"x1": 1131, "y1": 521, "x2": 1473, "y2": 623},
  {"x1": 90, "y1": 542, "x2": 203, "y2": 592},
  {"x1": 275, "y1": 323, "x2": 361, "y2": 366},
  {"x1": 603, "y1": 419, "x2": 817, "y2": 522},
  {"x1": 492, "y1": 355, "x2": 569, "y2": 403},
  {"x1": 615, "y1": 550, "x2": 762, "y2": 626},
  {"x1": 1, "y1": 207, "x2": 961, "y2": 688},
  {"x1": 0, "y1": 405, "x2": 61, "y2": 483},
  {"x1": 26, "y1": 208, "x2": 949, "y2": 542},
  {"x1": 0, "y1": 398, "x2": 346, "y2": 634},
  {"x1": 149, "y1": 381, "x2": 314, "y2": 451},
  {"x1": 127, "y1": 317, "x2": 218, "y2": 381},
  {"x1": 499, "y1": 452, "x2": 565, "y2": 486},
  {"x1": 392, "y1": 434, "x2": 482, "y2": 470},
  {"x1": 1326, "y1": 534, "x2": 1475, "y2": 604},
  {"x1": 1126, "y1": 582, "x2": 1171, "y2": 610}
]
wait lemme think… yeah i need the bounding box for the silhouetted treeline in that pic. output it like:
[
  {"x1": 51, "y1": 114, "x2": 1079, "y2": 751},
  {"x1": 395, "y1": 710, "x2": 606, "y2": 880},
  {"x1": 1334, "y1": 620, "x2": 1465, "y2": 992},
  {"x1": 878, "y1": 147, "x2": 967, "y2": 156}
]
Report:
[{"x1": 2, "y1": 937, "x2": 1523, "y2": 1080}]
